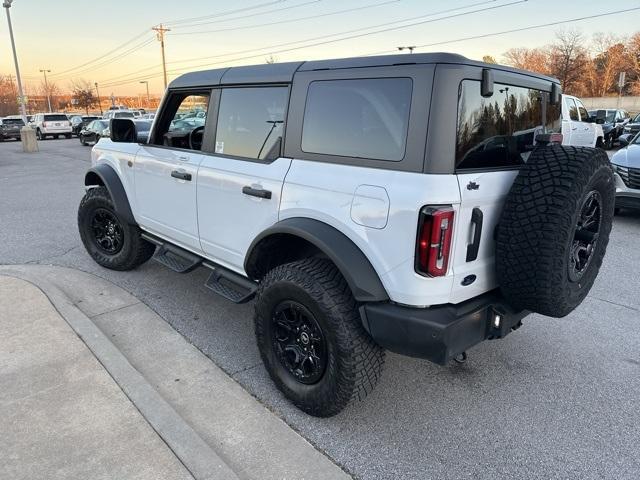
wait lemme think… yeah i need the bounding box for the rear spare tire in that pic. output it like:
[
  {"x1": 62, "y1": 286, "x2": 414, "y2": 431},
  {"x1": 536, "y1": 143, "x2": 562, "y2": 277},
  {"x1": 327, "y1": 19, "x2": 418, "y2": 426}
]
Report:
[{"x1": 496, "y1": 145, "x2": 614, "y2": 317}]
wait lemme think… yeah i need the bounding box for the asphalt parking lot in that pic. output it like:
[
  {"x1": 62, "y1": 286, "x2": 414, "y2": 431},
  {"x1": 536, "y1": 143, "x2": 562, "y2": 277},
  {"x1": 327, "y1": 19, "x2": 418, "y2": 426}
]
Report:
[{"x1": 1, "y1": 138, "x2": 639, "y2": 480}]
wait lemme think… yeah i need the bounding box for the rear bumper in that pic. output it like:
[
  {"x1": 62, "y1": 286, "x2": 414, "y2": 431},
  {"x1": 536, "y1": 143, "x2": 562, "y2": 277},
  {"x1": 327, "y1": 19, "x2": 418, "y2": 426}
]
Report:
[
  {"x1": 0, "y1": 131, "x2": 21, "y2": 139},
  {"x1": 361, "y1": 291, "x2": 528, "y2": 365}
]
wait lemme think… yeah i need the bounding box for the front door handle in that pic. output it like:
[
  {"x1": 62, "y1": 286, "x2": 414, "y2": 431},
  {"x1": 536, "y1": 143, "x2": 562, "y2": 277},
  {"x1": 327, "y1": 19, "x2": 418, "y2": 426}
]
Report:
[
  {"x1": 171, "y1": 170, "x2": 192, "y2": 181},
  {"x1": 242, "y1": 186, "x2": 272, "y2": 199},
  {"x1": 466, "y1": 207, "x2": 483, "y2": 262}
]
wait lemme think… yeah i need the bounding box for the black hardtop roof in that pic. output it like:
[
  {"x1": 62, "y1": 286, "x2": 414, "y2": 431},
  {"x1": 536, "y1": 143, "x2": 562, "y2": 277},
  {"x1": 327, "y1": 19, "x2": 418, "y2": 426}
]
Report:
[{"x1": 168, "y1": 52, "x2": 559, "y2": 89}]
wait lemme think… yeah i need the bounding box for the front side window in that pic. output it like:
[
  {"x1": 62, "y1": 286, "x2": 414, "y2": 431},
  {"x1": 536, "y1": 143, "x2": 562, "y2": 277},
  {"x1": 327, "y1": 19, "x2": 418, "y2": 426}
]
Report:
[
  {"x1": 154, "y1": 92, "x2": 210, "y2": 150},
  {"x1": 456, "y1": 80, "x2": 561, "y2": 169},
  {"x1": 301, "y1": 78, "x2": 412, "y2": 161},
  {"x1": 214, "y1": 87, "x2": 288, "y2": 160},
  {"x1": 567, "y1": 99, "x2": 579, "y2": 121}
]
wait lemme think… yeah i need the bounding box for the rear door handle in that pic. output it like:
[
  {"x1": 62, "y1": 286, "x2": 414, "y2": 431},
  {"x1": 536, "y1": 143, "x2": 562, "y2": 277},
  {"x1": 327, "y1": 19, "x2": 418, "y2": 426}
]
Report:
[
  {"x1": 171, "y1": 170, "x2": 192, "y2": 181},
  {"x1": 466, "y1": 207, "x2": 483, "y2": 262},
  {"x1": 242, "y1": 186, "x2": 272, "y2": 199}
]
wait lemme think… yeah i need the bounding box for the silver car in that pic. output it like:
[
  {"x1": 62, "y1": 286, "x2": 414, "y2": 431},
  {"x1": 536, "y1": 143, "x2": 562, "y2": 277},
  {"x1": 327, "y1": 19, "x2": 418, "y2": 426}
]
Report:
[{"x1": 611, "y1": 133, "x2": 640, "y2": 212}]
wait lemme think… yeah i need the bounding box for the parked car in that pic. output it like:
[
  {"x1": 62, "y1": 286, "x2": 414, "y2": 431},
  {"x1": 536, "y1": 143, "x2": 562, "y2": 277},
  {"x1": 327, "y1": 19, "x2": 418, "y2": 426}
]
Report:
[
  {"x1": 561, "y1": 94, "x2": 604, "y2": 148},
  {"x1": 623, "y1": 112, "x2": 640, "y2": 137},
  {"x1": 612, "y1": 133, "x2": 640, "y2": 212},
  {"x1": 79, "y1": 119, "x2": 109, "y2": 145},
  {"x1": 103, "y1": 110, "x2": 136, "y2": 120},
  {"x1": 141, "y1": 113, "x2": 155, "y2": 120},
  {"x1": 31, "y1": 113, "x2": 72, "y2": 140},
  {"x1": 0, "y1": 116, "x2": 25, "y2": 141},
  {"x1": 71, "y1": 115, "x2": 100, "y2": 136},
  {"x1": 587, "y1": 109, "x2": 630, "y2": 149},
  {"x1": 78, "y1": 53, "x2": 614, "y2": 417}
]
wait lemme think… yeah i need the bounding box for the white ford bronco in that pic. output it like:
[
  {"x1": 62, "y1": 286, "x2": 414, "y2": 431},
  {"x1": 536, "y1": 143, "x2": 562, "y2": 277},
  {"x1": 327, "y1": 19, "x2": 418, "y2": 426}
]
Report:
[{"x1": 78, "y1": 53, "x2": 614, "y2": 417}]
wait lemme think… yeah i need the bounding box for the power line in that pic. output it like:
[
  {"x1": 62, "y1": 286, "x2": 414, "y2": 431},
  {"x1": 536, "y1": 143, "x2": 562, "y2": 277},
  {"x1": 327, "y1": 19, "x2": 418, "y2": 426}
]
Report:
[
  {"x1": 161, "y1": 0, "x2": 287, "y2": 27},
  {"x1": 366, "y1": 6, "x2": 640, "y2": 56},
  {"x1": 50, "y1": 38, "x2": 156, "y2": 82},
  {"x1": 94, "y1": 0, "x2": 496, "y2": 86},
  {"x1": 48, "y1": 30, "x2": 151, "y2": 78},
  {"x1": 97, "y1": 0, "x2": 519, "y2": 87},
  {"x1": 170, "y1": 0, "x2": 400, "y2": 36},
  {"x1": 169, "y1": 0, "x2": 322, "y2": 30},
  {"x1": 164, "y1": 0, "x2": 503, "y2": 67}
]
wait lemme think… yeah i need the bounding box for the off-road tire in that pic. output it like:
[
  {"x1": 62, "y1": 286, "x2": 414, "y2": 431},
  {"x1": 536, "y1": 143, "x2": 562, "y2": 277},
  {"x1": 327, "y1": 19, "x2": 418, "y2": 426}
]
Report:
[
  {"x1": 78, "y1": 186, "x2": 155, "y2": 270},
  {"x1": 496, "y1": 145, "x2": 614, "y2": 317},
  {"x1": 254, "y1": 258, "x2": 385, "y2": 417}
]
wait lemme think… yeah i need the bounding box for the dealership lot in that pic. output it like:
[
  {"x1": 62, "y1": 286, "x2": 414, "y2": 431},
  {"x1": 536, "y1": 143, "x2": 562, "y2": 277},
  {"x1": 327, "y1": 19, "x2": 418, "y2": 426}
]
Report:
[{"x1": 1, "y1": 139, "x2": 639, "y2": 479}]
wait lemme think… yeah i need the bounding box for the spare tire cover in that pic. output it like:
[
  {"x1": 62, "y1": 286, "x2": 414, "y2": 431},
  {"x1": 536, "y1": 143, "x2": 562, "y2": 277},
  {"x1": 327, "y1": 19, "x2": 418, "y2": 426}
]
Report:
[{"x1": 495, "y1": 145, "x2": 614, "y2": 318}]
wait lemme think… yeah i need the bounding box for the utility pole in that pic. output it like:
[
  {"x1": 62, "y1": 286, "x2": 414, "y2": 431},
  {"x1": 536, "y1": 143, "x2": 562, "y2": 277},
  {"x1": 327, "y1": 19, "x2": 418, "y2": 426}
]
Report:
[
  {"x1": 94, "y1": 82, "x2": 103, "y2": 116},
  {"x1": 152, "y1": 24, "x2": 170, "y2": 90},
  {"x1": 140, "y1": 80, "x2": 150, "y2": 106},
  {"x1": 39, "y1": 68, "x2": 52, "y2": 112},
  {"x1": 3, "y1": 0, "x2": 27, "y2": 121}
]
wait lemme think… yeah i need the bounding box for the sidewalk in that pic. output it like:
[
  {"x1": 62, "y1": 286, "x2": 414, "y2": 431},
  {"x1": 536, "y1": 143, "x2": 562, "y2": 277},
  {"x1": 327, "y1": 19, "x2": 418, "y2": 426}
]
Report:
[
  {"x1": 0, "y1": 265, "x2": 350, "y2": 480},
  {"x1": 0, "y1": 275, "x2": 193, "y2": 480}
]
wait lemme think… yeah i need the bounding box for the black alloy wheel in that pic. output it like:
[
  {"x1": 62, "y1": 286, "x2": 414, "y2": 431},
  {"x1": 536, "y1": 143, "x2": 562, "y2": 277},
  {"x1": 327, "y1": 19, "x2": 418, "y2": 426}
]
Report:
[
  {"x1": 271, "y1": 300, "x2": 327, "y2": 384},
  {"x1": 569, "y1": 190, "x2": 602, "y2": 283},
  {"x1": 90, "y1": 208, "x2": 124, "y2": 255}
]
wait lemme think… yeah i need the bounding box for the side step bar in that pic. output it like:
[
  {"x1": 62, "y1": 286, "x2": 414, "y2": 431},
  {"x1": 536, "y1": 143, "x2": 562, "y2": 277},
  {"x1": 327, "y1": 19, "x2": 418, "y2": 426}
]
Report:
[
  {"x1": 141, "y1": 232, "x2": 257, "y2": 303},
  {"x1": 203, "y1": 262, "x2": 257, "y2": 304}
]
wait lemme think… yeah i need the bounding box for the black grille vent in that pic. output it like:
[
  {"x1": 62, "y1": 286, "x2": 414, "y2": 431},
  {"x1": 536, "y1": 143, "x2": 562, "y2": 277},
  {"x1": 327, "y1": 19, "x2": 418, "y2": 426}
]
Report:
[{"x1": 615, "y1": 165, "x2": 640, "y2": 189}]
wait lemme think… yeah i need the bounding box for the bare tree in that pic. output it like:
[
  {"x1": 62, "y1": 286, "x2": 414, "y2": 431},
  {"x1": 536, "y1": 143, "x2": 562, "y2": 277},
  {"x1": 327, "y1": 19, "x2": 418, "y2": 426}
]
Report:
[
  {"x1": 547, "y1": 30, "x2": 589, "y2": 95},
  {"x1": 265, "y1": 55, "x2": 278, "y2": 64},
  {"x1": 503, "y1": 47, "x2": 550, "y2": 74},
  {"x1": 70, "y1": 79, "x2": 97, "y2": 115},
  {"x1": 482, "y1": 55, "x2": 497, "y2": 64}
]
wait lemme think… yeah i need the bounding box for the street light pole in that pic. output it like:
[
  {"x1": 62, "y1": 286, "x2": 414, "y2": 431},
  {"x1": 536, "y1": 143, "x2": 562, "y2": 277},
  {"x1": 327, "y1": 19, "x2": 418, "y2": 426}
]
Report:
[
  {"x1": 140, "y1": 81, "x2": 150, "y2": 107},
  {"x1": 94, "y1": 82, "x2": 103, "y2": 116},
  {"x1": 39, "y1": 68, "x2": 52, "y2": 112},
  {"x1": 3, "y1": 0, "x2": 27, "y2": 121}
]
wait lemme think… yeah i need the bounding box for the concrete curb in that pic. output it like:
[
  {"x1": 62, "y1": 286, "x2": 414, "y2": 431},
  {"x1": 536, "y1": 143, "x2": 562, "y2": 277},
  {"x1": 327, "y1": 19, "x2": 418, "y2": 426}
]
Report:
[{"x1": 0, "y1": 267, "x2": 239, "y2": 480}]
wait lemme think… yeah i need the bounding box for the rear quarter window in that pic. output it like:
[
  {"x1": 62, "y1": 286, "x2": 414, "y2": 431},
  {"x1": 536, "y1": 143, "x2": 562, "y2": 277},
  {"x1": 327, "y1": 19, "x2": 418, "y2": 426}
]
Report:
[
  {"x1": 44, "y1": 114, "x2": 69, "y2": 122},
  {"x1": 301, "y1": 78, "x2": 412, "y2": 161},
  {"x1": 456, "y1": 80, "x2": 560, "y2": 170}
]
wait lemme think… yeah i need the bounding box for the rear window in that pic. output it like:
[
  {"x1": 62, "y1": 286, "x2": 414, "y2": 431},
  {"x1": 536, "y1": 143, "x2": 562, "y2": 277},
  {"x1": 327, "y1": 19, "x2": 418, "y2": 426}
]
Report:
[
  {"x1": 301, "y1": 78, "x2": 412, "y2": 161},
  {"x1": 44, "y1": 114, "x2": 68, "y2": 122},
  {"x1": 456, "y1": 80, "x2": 561, "y2": 170},
  {"x1": 3, "y1": 118, "x2": 24, "y2": 126},
  {"x1": 114, "y1": 112, "x2": 135, "y2": 118}
]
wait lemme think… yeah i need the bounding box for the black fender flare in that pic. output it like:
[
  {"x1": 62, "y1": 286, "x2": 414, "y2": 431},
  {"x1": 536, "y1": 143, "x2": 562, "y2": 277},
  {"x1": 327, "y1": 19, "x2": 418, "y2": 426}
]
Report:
[
  {"x1": 245, "y1": 218, "x2": 389, "y2": 303},
  {"x1": 84, "y1": 163, "x2": 136, "y2": 225}
]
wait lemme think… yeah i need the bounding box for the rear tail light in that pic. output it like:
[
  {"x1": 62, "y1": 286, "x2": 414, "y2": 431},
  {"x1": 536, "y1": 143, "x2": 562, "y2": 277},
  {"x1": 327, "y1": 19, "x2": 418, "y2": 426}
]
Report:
[
  {"x1": 415, "y1": 206, "x2": 454, "y2": 277},
  {"x1": 42, "y1": 121, "x2": 48, "y2": 127}
]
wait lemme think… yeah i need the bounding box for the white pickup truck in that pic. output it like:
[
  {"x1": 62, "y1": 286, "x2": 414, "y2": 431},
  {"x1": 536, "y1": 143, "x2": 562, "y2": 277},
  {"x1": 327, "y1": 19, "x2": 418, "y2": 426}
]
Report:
[{"x1": 562, "y1": 94, "x2": 605, "y2": 148}]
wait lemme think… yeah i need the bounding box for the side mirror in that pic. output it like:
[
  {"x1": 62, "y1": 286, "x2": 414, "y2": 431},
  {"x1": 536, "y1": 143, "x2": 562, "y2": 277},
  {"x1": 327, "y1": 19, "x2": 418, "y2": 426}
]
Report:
[
  {"x1": 110, "y1": 118, "x2": 137, "y2": 143},
  {"x1": 481, "y1": 68, "x2": 493, "y2": 97},
  {"x1": 550, "y1": 83, "x2": 561, "y2": 105},
  {"x1": 618, "y1": 134, "x2": 632, "y2": 147}
]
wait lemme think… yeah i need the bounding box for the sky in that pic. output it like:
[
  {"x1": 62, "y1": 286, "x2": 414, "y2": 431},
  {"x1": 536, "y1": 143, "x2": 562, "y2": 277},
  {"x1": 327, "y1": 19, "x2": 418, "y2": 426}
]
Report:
[{"x1": 1, "y1": 0, "x2": 638, "y2": 96}]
